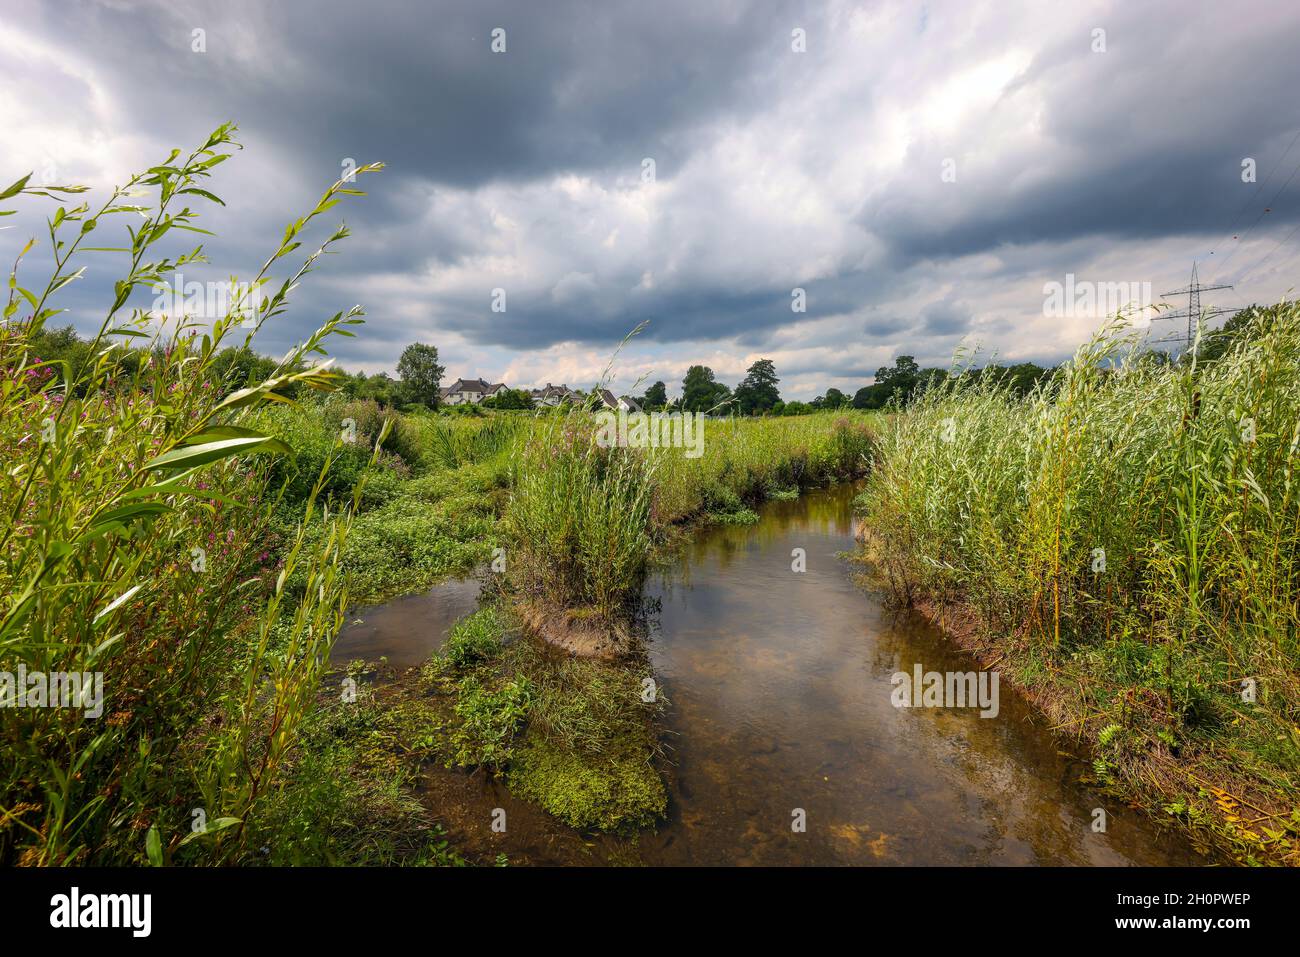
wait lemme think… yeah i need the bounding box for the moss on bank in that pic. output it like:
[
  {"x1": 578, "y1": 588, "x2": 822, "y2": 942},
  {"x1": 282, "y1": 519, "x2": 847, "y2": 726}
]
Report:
[
  {"x1": 509, "y1": 733, "x2": 666, "y2": 831},
  {"x1": 423, "y1": 605, "x2": 669, "y2": 833},
  {"x1": 502, "y1": 635, "x2": 667, "y2": 831}
]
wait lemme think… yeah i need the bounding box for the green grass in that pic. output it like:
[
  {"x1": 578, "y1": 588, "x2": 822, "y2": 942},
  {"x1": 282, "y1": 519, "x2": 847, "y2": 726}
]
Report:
[{"x1": 856, "y1": 302, "x2": 1300, "y2": 864}]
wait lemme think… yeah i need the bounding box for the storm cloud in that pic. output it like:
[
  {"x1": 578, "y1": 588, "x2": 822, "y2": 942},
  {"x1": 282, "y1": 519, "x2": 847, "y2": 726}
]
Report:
[{"x1": 3, "y1": 0, "x2": 1298, "y2": 399}]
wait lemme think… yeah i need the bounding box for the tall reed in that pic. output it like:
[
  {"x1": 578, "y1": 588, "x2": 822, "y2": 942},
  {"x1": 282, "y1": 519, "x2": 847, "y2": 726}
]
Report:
[
  {"x1": 858, "y1": 304, "x2": 1300, "y2": 854},
  {"x1": 506, "y1": 412, "x2": 656, "y2": 620},
  {"x1": 0, "y1": 128, "x2": 385, "y2": 864}
]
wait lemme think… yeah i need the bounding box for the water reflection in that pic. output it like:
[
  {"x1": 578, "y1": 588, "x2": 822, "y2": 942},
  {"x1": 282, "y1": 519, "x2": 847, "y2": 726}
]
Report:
[
  {"x1": 332, "y1": 577, "x2": 484, "y2": 668},
  {"x1": 637, "y1": 484, "x2": 1208, "y2": 865},
  {"x1": 338, "y1": 485, "x2": 1211, "y2": 865}
]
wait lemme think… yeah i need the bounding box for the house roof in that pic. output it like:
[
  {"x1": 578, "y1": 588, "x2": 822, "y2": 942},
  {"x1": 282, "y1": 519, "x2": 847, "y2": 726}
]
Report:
[
  {"x1": 530, "y1": 383, "x2": 582, "y2": 400},
  {"x1": 595, "y1": 388, "x2": 641, "y2": 412},
  {"x1": 442, "y1": 377, "x2": 504, "y2": 396}
]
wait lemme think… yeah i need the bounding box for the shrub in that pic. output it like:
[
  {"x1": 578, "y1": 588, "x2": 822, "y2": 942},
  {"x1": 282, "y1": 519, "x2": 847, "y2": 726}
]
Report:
[{"x1": 0, "y1": 127, "x2": 385, "y2": 865}]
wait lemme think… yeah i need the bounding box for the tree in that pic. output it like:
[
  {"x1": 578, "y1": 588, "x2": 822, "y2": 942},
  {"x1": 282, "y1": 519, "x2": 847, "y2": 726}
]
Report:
[
  {"x1": 875, "y1": 355, "x2": 920, "y2": 391},
  {"x1": 859, "y1": 355, "x2": 926, "y2": 408},
  {"x1": 681, "y1": 365, "x2": 732, "y2": 413},
  {"x1": 852, "y1": 383, "x2": 889, "y2": 409},
  {"x1": 396, "y1": 342, "x2": 445, "y2": 408},
  {"x1": 732, "y1": 358, "x2": 780, "y2": 415},
  {"x1": 640, "y1": 380, "x2": 668, "y2": 411},
  {"x1": 821, "y1": 387, "x2": 849, "y2": 409},
  {"x1": 481, "y1": 387, "x2": 534, "y2": 410}
]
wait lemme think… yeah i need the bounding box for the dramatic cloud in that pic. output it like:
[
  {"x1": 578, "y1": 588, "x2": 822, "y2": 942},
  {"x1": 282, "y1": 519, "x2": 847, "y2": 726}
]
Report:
[{"x1": 3, "y1": 0, "x2": 1298, "y2": 399}]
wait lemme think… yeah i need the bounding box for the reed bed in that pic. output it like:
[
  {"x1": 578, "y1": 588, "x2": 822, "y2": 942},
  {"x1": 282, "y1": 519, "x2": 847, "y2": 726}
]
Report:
[
  {"x1": 504, "y1": 410, "x2": 876, "y2": 625},
  {"x1": 858, "y1": 303, "x2": 1300, "y2": 862}
]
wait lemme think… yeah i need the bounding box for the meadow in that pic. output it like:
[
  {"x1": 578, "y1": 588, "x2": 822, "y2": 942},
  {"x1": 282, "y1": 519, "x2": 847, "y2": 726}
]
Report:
[{"x1": 17, "y1": 123, "x2": 1292, "y2": 868}]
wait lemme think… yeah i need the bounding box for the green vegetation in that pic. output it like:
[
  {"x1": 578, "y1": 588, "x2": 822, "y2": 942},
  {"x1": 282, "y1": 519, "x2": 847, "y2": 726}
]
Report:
[
  {"x1": 0, "y1": 124, "x2": 882, "y2": 865},
  {"x1": 504, "y1": 635, "x2": 667, "y2": 832},
  {"x1": 507, "y1": 413, "x2": 657, "y2": 623},
  {"x1": 0, "y1": 127, "x2": 389, "y2": 865},
  {"x1": 395, "y1": 342, "x2": 446, "y2": 409},
  {"x1": 303, "y1": 407, "x2": 875, "y2": 837},
  {"x1": 856, "y1": 304, "x2": 1300, "y2": 864},
  {"x1": 254, "y1": 672, "x2": 469, "y2": 866}
]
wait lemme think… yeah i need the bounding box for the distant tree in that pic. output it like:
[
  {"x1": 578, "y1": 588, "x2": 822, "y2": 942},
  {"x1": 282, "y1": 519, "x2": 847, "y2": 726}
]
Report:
[
  {"x1": 861, "y1": 355, "x2": 943, "y2": 408},
  {"x1": 916, "y1": 367, "x2": 948, "y2": 394},
  {"x1": 640, "y1": 380, "x2": 668, "y2": 411},
  {"x1": 780, "y1": 401, "x2": 813, "y2": 416},
  {"x1": 481, "y1": 387, "x2": 534, "y2": 410},
  {"x1": 1002, "y1": 362, "x2": 1049, "y2": 397},
  {"x1": 1198, "y1": 305, "x2": 1266, "y2": 363},
  {"x1": 681, "y1": 365, "x2": 732, "y2": 413},
  {"x1": 852, "y1": 383, "x2": 890, "y2": 409},
  {"x1": 822, "y1": 387, "x2": 849, "y2": 409},
  {"x1": 875, "y1": 355, "x2": 920, "y2": 389},
  {"x1": 210, "y1": 346, "x2": 280, "y2": 391},
  {"x1": 732, "y1": 358, "x2": 781, "y2": 415},
  {"x1": 396, "y1": 342, "x2": 445, "y2": 408},
  {"x1": 358, "y1": 372, "x2": 401, "y2": 407}
]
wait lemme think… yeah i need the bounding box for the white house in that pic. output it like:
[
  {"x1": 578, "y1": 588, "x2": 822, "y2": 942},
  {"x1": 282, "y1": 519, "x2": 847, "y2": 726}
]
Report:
[
  {"x1": 440, "y1": 377, "x2": 507, "y2": 405},
  {"x1": 529, "y1": 383, "x2": 584, "y2": 407},
  {"x1": 596, "y1": 388, "x2": 642, "y2": 413}
]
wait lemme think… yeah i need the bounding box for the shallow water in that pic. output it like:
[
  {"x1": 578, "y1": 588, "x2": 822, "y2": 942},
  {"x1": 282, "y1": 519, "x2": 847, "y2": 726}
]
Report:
[
  {"x1": 633, "y1": 484, "x2": 1207, "y2": 865},
  {"x1": 332, "y1": 577, "x2": 482, "y2": 668},
  {"x1": 343, "y1": 484, "x2": 1211, "y2": 865}
]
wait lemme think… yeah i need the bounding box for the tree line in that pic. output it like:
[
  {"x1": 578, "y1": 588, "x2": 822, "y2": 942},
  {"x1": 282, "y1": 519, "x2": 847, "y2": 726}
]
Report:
[{"x1": 24, "y1": 304, "x2": 1270, "y2": 416}]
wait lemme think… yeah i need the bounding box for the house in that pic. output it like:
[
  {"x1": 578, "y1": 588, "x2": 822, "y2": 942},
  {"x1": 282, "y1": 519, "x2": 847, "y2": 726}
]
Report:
[
  {"x1": 529, "y1": 383, "x2": 584, "y2": 407},
  {"x1": 440, "y1": 377, "x2": 507, "y2": 405},
  {"x1": 596, "y1": 388, "x2": 642, "y2": 413}
]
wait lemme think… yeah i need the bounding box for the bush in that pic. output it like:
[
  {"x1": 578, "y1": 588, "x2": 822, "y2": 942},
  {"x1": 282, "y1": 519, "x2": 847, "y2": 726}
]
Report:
[{"x1": 0, "y1": 127, "x2": 385, "y2": 865}]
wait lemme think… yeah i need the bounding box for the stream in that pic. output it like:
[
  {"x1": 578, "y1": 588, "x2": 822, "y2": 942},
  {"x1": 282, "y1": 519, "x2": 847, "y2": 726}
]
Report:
[{"x1": 335, "y1": 483, "x2": 1210, "y2": 865}]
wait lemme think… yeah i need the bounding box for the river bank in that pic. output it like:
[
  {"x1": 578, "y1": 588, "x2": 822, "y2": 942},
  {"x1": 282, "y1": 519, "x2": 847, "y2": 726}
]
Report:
[{"x1": 854, "y1": 305, "x2": 1300, "y2": 867}]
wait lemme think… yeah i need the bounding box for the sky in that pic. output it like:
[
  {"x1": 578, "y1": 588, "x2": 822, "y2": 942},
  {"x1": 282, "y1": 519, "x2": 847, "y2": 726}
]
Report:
[{"x1": 3, "y1": 0, "x2": 1300, "y2": 400}]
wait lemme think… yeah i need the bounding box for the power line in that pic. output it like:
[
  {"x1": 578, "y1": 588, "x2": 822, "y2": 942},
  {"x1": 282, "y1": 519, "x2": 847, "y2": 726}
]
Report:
[
  {"x1": 1233, "y1": 219, "x2": 1300, "y2": 286},
  {"x1": 1204, "y1": 128, "x2": 1300, "y2": 261},
  {"x1": 1211, "y1": 145, "x2": 1300, "y2": 281}
]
